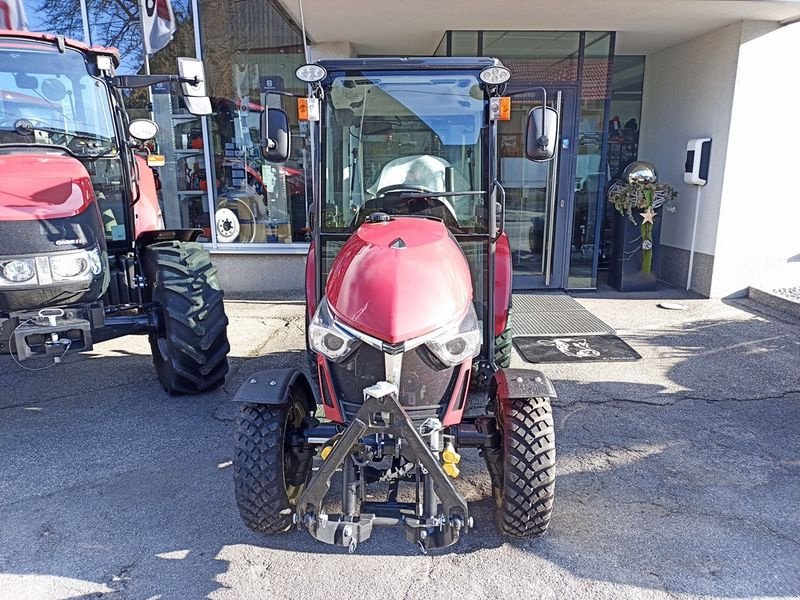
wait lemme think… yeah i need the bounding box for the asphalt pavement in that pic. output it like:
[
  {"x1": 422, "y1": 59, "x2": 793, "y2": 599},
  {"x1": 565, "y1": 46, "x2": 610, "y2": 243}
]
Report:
[{"x1": 1, "y1": 294, "x2": 799, "y2": 599}]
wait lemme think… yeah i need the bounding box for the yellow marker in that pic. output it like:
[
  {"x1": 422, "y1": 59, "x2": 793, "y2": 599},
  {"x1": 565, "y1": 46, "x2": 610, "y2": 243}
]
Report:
[
  {"x1": 146, "y1": 154, "x2": 165, "y2": 167},
  {"x1": 320, "y1": 445, "x2": 333, "y2": 460},
  {"x1": 443, "y1": 462, "x2": 460, "y2": 478},
  {"x1": 442, "y1": 443, "x2": 461, "y2": 465}
]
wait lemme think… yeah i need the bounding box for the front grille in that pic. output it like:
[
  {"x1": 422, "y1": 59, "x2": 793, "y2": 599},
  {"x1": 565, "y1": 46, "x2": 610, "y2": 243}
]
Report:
[{"x1": 328, "y1": 343, "x2": 458, "y2": 425}]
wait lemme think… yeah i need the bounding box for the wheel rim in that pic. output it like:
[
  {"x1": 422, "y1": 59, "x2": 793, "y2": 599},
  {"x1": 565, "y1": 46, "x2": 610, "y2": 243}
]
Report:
[{"x1": 282, "y1": 395, "x2": 308, "y2": 504}]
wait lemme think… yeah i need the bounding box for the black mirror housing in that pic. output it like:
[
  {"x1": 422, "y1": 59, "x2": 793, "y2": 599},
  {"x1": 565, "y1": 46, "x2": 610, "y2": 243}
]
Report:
[
  {"x1": 261, "y1": 108, "x2": 291, "y2": 164},
  {"x1": 525, "y1": 106, "x2": 560, "y2": 162}
]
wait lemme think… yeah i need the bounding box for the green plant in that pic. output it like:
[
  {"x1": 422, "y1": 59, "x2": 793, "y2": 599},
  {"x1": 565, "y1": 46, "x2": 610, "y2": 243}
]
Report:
[{"x1": 607, "y1": 180, "x2": 677, "y2": 274}]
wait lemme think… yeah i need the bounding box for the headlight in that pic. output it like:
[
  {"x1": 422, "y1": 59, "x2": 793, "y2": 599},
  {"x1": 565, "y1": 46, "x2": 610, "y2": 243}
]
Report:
[
  {"x1": 0, "y1": 247, "x2": 103, "y2": 287},
  {"x1": 50, "y1": 254, "x2": 88, "y2": 279},
  {"x1": 49, "y1": 248, "x2": 103, "y2": 281},
  {"x1": 1, "y1": 259, "x2": 36, "y2": 283},
  {"x1": 308, "y1": 298, "x2": 361, "y2": 362},
  {"x1": 426, "y1": 305, "x2": 482, "y2": 367}
]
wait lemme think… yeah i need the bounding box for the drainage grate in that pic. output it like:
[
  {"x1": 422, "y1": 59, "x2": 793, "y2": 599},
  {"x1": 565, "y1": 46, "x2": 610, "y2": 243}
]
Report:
[
  {"x1": 511, "y1": 292, "x2": 615, "y2": 337},
  {"x1": 513, "y1": 311, "x2": 613, "y2": 337},
  {"x1": 513, "y1": 293, "x2": 585, "y2": 313}
]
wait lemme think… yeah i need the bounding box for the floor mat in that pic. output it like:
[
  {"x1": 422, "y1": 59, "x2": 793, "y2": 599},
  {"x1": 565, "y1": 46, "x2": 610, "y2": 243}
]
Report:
[{"x1": 513, "y1": 334, "x2": 642, "y2": 364}]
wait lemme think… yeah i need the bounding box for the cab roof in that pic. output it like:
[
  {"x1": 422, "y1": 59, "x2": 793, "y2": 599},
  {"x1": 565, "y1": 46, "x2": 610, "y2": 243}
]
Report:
[
  {"x1": 317, "y1": 57, "x2": 503, "y2": 73},
  {"x1": 0, "y1": 30, "x2": 120, "y2": 67}
]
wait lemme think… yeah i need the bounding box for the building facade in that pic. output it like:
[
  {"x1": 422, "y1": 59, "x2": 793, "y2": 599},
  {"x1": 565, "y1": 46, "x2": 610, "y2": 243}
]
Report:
[{"x1": 23, "y1": 0, "x2": 800, "y2": 297}]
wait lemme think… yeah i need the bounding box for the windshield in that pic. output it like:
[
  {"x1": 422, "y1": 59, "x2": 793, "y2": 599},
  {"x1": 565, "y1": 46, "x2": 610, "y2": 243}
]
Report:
[
  {"x1": 323, "y1": 73, "x2": 487, "y2": 233},
  {"x1": 0, "y1": 42, "x2": 117, "y2": 157}
]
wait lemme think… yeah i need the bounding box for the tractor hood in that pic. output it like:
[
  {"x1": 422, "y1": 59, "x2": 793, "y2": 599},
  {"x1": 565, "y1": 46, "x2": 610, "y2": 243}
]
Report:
[
  {"x1": 0, "y1": 153, "x2": 96, "y2": 221},
  {"x1": 325, "y1": 217, "x2": 473, "y2": 344}
]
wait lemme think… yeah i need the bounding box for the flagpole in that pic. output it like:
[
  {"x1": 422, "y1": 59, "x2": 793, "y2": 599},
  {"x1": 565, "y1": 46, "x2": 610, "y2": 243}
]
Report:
[{"x1": 79, "y1": 0, "x2": 91, "y2": 44}]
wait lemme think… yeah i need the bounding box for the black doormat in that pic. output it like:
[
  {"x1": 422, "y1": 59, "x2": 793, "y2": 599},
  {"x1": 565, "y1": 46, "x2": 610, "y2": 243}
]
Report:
[{"x1": 513, "y1": 335, "x2": 642, "y2": 364}]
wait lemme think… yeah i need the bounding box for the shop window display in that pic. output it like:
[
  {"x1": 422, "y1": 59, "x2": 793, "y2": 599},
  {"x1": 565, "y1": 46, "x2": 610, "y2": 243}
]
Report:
[{"x1": 200, "y1": 0, "x2": 310, "y2": 245}]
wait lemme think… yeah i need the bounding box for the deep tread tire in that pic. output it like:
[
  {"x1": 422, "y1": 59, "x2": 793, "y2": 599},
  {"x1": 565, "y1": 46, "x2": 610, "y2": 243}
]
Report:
[
  {"x1": 145, "y1": 241, "x2": 230, "y2": 395},
  {"x1": 494, "y1": 396, "x2": 556, "y2": 538},
  {"x1": 233, "y1": 401, "x2": 310, "y2": 534},
  {"x1": 494, "y1": 310, "x2": 514, "y2": 369},
  {"x1": 471, "y1": 309, "x2": 513, "y2": 390}
]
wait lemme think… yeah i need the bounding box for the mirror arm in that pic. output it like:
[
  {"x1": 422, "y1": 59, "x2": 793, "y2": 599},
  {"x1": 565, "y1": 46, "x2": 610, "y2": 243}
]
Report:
[
  {"x1": 110, "y1": 74, "x2": 200, "y2": 89},
  {"x1": 507, "y1": 86, "x2": 551, "y2": 150}
]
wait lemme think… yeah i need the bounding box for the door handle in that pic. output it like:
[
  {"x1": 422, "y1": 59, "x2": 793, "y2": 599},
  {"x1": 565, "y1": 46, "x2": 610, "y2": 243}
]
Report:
[{"x1": 543, "y1": 91, "x2": 562, "y2": 286}]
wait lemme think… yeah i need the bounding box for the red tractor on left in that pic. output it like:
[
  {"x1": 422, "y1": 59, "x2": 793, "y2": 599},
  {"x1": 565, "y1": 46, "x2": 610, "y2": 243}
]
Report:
[{"x1": 0, "y1": 30, "x2": 229, "y2": 394}]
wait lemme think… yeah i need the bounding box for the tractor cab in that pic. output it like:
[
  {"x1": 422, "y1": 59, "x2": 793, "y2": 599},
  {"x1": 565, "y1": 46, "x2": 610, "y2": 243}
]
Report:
[
  {"x1": 233, "y1": 57, "x2": 561, "y2": 553},
  {"x1": 265, "y1": 57, "x2": 558, "y2": 381},
  {"x1": 0, "y1": 31, "x2": 230, "y2": 396}
]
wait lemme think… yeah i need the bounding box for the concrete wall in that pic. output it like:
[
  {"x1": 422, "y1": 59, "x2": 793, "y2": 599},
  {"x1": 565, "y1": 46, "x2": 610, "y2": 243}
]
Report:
[
  {"x1": 310, "y1": 41, "x2": 355, "y2": 60},
  {"x1": 212, "y1": 252, "x2": 306, "y2": 294},
  {"x1": 638, "y1": 22, "x2": 743, "y2": 295},
  {"x1": 639, "y1": 21, "x2": 800, "y2": 297},
  {"x1": 710, "y1": 22, "x2": 800, "y2": 296}
]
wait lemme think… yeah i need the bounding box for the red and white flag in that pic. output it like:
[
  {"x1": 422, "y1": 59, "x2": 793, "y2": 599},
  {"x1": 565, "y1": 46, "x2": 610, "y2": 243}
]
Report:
[
  {"x1": 140, "y1": 0, "x2": 176, "y2": 54},
  {"x1": 0, "y1": 0, "x2": 29, "y2": 31}
]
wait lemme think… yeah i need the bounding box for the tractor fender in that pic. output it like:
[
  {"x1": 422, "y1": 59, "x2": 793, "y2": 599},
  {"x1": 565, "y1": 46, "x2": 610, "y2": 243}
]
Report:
[
  {"x1": 490, "y1": 368, "x2": 557, "y2": 402},
  {"x1": 133, "y1": 154, "x2": 164, "y2": 237},
  {"x1": 232, "y1": 368, "x2": 316, "y2": 413}
]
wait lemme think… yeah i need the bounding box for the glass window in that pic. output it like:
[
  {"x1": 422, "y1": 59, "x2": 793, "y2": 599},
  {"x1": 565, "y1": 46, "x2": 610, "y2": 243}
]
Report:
[
  {"x1": 200, "y1": 0, "x2": 309, "y2": 245},
  {"x1": 599, "y1": 54, "x2": 645, "y2": 270},
  {"x1": 449, "y1": 32, "x2": 478, "y2": 56},
  {"x1": 322, "y1": 73, "x2": 488, "y2": 234},
  {"x1": 568, "y1": 32, "x2": 613, "y2": 288},
  {"x1": 483, "y1": 31, "x2": 580, "y2": 82}
]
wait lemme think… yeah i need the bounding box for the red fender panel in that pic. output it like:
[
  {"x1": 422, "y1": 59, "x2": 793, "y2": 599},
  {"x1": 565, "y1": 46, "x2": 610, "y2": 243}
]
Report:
[
  {"x1": 133, "y1": 155, "x2": 163, "y2": 236},
  {"x1": 494, "y1": 232, "x2": 512, "y2": 336}
]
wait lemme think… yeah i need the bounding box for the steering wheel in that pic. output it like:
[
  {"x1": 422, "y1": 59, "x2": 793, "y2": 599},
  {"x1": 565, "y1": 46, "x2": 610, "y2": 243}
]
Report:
[
  {"x1": 354, "y1": 185, "x2": 462, "y2": 231},
  {"x1": 374, "y1": 184, "x2": 436, "y2": 198}
]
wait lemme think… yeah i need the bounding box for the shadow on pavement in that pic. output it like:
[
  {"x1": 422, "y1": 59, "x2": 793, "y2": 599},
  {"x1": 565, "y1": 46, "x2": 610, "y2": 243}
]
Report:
[{"x1": 0, "y1": 308, "x2": 798, "y2": 597}]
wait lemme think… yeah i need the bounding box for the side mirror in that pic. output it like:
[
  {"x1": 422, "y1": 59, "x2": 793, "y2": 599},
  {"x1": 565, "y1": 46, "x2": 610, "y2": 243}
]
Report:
[
  {"x1": 525, "y1": 106, "x2": 560, "y2": 162},
  {"x1": 261, "y1": 108, "x2": 291, "y2": 164},
  {"x1": 176, "y1": 57, "x2": 212, "y2": 116}
]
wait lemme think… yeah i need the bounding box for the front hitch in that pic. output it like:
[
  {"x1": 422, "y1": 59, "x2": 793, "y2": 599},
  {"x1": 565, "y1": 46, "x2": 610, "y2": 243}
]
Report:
[{"x1": 295, "y1": 381, "x2": 470, "y2": 552}]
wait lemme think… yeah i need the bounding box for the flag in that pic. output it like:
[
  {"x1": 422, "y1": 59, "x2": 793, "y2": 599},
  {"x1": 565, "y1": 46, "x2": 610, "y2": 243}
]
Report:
[
  {"x1": 0, "y1": 0, "x2": 29, "y2": 30},
  {"x1": 140, "y1": 0, "x2": 176, "y2": 55}
]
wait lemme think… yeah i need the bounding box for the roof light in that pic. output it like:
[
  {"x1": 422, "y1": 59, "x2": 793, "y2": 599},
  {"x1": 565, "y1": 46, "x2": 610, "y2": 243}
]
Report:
[
  {"x1": 479, "y1": 66, "x2": 511, "y2": 85},
  {"x1": 96, "y1": 54, "x2": 114, "y2": 71},
  {"x1": 295, "y1": 63, "x2": 327, "y2": 83}
]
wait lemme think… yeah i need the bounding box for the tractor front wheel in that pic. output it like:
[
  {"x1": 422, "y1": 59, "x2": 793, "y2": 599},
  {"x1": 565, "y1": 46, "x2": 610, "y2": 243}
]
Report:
[
  {"x1": 492, "y1": 396, "x2": 556, "y2": 538},
  {"x1": 233, "y1": 390, "x2": 314, "y2": 534},
  {"x1": 144, "y1": 241, "x2": 230, "y2": 395}
]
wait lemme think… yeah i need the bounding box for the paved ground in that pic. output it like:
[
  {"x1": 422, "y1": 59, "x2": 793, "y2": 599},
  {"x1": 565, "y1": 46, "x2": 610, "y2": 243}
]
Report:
[{"x1": 1, "y1": 293, "x2": 799, "y2": 599}]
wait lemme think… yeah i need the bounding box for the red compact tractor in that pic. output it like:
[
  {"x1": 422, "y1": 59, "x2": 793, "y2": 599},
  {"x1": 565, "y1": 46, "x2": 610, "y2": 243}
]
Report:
[
  {"x1": 0, "y1": 31, "x2": 229, "y2": 394},
  {"x1": 233, "y1": 58, "x2": 560, "y2": 551}
]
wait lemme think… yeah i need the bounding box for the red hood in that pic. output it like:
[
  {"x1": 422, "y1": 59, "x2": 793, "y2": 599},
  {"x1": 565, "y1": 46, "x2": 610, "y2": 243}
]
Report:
[
  {"x1": 326, "y1": 217, "x2": 473, "y2": 344},
  {"x1": 0, "y1": 154, "x2": 96, "y2": 221}
]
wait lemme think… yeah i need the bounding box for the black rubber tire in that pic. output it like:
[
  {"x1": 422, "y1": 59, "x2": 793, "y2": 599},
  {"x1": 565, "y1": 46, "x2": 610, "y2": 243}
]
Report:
[
  {"x1": 471, "y1": 308, "x2": 513, "y2": 390},
  {"x1": 144, "y1": 241, "x2": 229, "y2": 395},
  {"x1": 494, "y1": 396, "x2": 556, "y2": 538},
  {"x1": 233, "y1": 396, "x2": 312, "y2": 534},
  {"x1": 494, "y1": 309, "x2": 514, "y2": 369}
]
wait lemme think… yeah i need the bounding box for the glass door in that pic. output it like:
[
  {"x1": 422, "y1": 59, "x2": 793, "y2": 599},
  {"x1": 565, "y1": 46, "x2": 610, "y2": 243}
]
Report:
[{"x1": 499, "y1": 87, "x2": 577, "y2": 289}]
